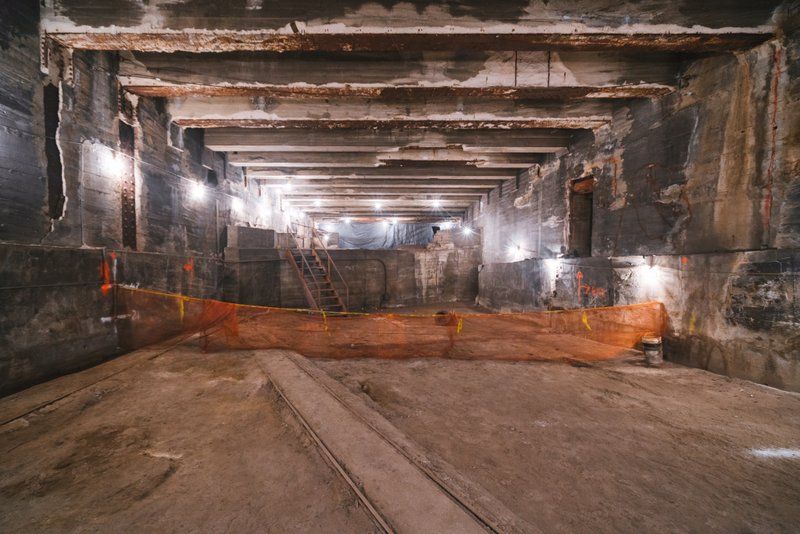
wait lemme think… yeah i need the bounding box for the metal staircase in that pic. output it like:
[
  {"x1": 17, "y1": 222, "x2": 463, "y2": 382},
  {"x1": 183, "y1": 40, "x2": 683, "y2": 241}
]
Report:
[{"x1": 285, "y1": 224, "x2": 349, "y2": 313}]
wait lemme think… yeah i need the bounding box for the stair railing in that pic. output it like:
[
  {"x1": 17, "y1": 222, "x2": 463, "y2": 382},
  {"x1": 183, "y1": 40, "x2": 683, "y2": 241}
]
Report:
[
  {"x1": 286, "y1": 225, "x2": 324, "y2": 309},
  {"x1": 309, "y1": 225, "x2": 349, "y2": 311}
]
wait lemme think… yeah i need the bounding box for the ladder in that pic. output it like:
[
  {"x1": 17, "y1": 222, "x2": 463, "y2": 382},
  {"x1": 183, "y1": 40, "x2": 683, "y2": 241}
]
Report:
[{"x1": 285, "y1": 225, "x2": 349, "y2": 313}]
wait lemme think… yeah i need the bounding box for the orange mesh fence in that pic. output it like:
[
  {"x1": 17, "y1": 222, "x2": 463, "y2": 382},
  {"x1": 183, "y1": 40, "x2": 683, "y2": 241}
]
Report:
[{"x1": 115, "y1": 286, "x2": 667, "y2": 363}]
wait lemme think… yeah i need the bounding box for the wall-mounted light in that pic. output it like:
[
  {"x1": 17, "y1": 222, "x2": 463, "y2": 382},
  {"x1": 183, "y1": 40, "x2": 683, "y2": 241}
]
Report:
[
  {"x1": 641, "y1": 261, "x2": 662, "y2": 290},
  {"x1": 231, "y1": 197, "x2": 243, "y2": 213},
  {"x1": 543, "y1": 258, "x2": 560, "y2": 278},
  {"x1": 508, "y1": 243, "x2": 525, "y2": 262},
  {"x1": 190, "y1": 181, "x2": 206, "y2": 201},
  {"x1": 432, "y1": 199, "x2": 441, "y2": 209},
  {"x1": 462, "y1": 227, "x2": 473, "y2": 236},
  {"x1": 374, "y1": 201, "x2": 383, "y2": 211},
  {"x1": 102, "y1": 148, "x2": 126, "y2": 179}
]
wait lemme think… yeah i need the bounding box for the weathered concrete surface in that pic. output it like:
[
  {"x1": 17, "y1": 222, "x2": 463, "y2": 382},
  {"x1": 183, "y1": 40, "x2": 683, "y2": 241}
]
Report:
[
  {"x1": 473, "y1": 32, "x2": 800, "y2": 390},
  {"x1": 223, "y1": 227, "x2": 480, "y2": 310},
  {"x1": 320, "y1": 357, "x2": 800, "y2": 532},
  {"x1": 0, "y1": 345, "x2": 377, "y2": 532},
  {"x1": 258, "y1": 350, "x2": 486, "y2": 533},
  {"x1": 43, "y1": 0, "x2": 781, "y2": 45},
  {"x1": 0, "y1": 2, "x2": 294, "y2": 394},
  {"x1": 0, "y1": 245, "x2": 117, "y2": 397},
  {"x1": 478, "y1": 250, "x2": 800, "y2": 391},
  {"x1": 474, "y1": 36, "x2": 799, "y2": 262}
]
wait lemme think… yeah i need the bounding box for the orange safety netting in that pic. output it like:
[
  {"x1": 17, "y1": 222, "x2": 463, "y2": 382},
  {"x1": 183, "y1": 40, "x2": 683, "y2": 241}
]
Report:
[{"x1": 114, "y1": 286, "x2": 666, "y2": 363}]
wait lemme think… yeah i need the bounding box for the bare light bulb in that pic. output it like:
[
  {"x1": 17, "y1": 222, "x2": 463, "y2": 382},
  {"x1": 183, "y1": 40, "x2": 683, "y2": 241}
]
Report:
[{"x1": 190, "y1": 181, "x2": 206, "y2": 201}]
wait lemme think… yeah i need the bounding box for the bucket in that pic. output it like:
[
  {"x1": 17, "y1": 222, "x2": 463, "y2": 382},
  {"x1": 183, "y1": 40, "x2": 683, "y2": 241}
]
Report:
[{"x1": 642, "y1": 336, "x2": 663, "y2": 367}]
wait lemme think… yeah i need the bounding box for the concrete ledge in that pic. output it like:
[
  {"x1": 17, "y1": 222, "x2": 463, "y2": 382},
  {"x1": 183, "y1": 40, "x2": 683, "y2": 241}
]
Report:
[{"x1": 256, "y1": 350, "x2": 486, "y2": 534}]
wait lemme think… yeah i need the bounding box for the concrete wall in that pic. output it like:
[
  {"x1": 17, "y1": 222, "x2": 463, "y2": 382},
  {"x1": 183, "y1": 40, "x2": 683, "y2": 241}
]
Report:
[
  {"x1": 0, "y1": 2, "x2": 292, "y2": 395},
  {"x1": 224, "y1": 228, "x2": 481, "y2": 311},
  {"x1": 474, "y1": 31, "x2": 800, "y2": 391}
]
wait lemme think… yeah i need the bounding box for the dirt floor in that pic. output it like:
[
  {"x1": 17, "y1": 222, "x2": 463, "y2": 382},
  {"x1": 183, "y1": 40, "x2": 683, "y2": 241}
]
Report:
[
  {"x1": 2, "y1": 331, "x2": 799, "y2": 533},
  {"x1": 319, "y1": 357, "x2": 800, "y2": 533},
  {"x1": 0, "y1": 343, "x2": 377, "y2": 533}
]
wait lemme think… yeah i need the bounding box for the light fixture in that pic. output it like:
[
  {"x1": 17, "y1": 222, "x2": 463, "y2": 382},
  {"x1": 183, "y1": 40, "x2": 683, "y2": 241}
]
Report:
[
  {"x1": 190, "y1": 181, "x2": 206, "y2": 201},
  {"x1": 462, "y1": 227, "x2": 473, "y2": 236},
  {"x1": 374, "y1": 201, "x2": 383, "y2": 211},
  {"x1": 441, "y1": 221, "x2": 453, "y2": 230},
  {"x1": 641, "y1": 261, "x2": 661, "y2": 290},
  {"x1": 543, "y1": 258, "x2": 560, "y2": 278},
  {"x1": 432, "y1": 199, "x2": 441, "y2": 209},
  {"x1": 102, "y1": 148, "x2": 125, "y2": 179},
  {"x1": 313, "y1": 199, "x2": 322, "y2": 208},
  {"x1": 390, "y1": 217, "x2": 398, "y2": 225},
  {"x1": 342, "y1": 217, "x2": 352, "y2": 224},
  {"x1": 508, "y1": 243, "x2": 524, "y2": 261}
]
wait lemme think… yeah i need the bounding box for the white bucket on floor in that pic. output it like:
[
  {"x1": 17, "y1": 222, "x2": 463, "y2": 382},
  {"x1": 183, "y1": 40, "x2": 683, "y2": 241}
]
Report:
[{"x1": 642, "y1": 336, "x2": 663, "y2": 367}]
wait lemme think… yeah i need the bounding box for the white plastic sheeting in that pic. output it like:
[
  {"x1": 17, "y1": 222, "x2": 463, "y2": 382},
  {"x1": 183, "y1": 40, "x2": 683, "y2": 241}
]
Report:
[{"x1": 332, "y1": 221, "x2": 435, "y2": 249}]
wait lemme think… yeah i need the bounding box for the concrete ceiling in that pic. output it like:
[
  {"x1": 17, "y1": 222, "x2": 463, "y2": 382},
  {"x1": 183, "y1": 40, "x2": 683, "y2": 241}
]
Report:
[{"x1": 42, "y1": 0, "x2": 780, "y2": 221}]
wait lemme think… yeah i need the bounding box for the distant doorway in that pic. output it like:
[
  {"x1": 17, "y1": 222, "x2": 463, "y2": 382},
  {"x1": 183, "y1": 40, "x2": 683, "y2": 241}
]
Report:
[{"x1": 568, "y1": 177, "x2": 594, "y2": 257}]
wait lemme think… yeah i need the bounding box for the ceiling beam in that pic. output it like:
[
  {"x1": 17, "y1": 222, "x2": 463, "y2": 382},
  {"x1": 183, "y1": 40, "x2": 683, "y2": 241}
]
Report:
[
  {"x1": 49, "y1": 31, "x2": 773, "y2": 54},
  {"x1": 118, "y1": 51, "x2": 678, "y2": 95},
  {"x1": 176, "y1": 118, "x2": 606, "y2": 130},
  {"x1": 302, "y1": 208, "x2": 467, "y2": 216},
  {"x1": 287, "y1": 197, "x2": 474, "y2": 205},
  {"x1": 132, "y1": 84, "x2": 672, "y2": 99},
  {"x1": 285, "y1": 192, "x2": 484, "y2": 198},
  {"x1": 231, "y1": 151, "x2": 542, "y2": 169},
  {"x1": 248, "y1": 167, "x2": 517, "y2": 180},
  {"x1": 206, "y1": 128, "x2": 572, "y2": 153},
  {"x1": 259, "y1": 179, "x2": 500, "y2": 189},
  {"x1": 166, "y1": 96, "x2": 615, "y2": 125}
]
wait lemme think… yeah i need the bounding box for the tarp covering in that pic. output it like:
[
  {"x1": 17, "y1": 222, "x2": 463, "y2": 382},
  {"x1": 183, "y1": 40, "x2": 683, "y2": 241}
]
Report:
[
  {"x1": 333, "y1": 221, "x2": 435, "y2": 249},
  {"x1": 114, "y1": 286, "x2": 667, "y2": 363}
]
